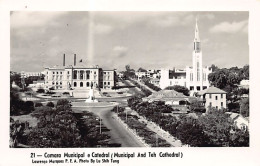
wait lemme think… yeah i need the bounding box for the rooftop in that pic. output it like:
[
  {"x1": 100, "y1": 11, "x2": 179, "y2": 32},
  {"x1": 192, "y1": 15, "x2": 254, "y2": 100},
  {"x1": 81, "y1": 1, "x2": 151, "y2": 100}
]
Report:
[
  {"x1": 146, "y1": 89, "x2": 187, "y2": 99},
  {"x1": 198, "y1": 86, "x2": 227, "y2": 95}
]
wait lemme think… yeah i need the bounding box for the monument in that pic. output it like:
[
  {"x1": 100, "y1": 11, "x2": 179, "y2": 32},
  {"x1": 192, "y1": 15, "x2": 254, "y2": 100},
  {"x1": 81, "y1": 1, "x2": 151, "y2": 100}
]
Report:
[{"x1": 85, "y1": 82, "x2": 98, "y2": 103}]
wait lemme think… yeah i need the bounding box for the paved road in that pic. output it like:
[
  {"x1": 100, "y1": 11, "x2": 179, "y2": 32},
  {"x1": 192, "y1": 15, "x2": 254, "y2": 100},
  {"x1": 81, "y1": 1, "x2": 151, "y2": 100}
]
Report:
[
  {"x1": 129, "y1": 78, "x2": 156, "y2": 93},
  {"x1": 74, "y1": 106, "x2": 145, "y2": 147}
]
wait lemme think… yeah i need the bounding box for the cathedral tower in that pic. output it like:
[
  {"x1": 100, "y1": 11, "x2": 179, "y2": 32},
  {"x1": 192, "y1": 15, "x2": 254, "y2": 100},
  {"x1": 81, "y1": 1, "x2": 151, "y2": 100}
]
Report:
[{"x1": 192, "y1": 19, "x2": 203, "y2": 91}]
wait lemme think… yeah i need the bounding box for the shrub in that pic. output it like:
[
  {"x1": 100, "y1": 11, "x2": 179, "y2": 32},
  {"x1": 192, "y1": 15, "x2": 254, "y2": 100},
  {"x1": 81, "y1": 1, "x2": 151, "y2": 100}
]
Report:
[
  {"x1": 56, "y1": 99, "x2": 70, "y2": 107},
  {"x1": 35, "y1": 102, "x2": 43, "y2": 107},
  {"x1": 46, "y1": 102, "x2": 54, "y2": 108},
  {"x1": 36, "y1": 88, "x2": 45, "y2": 93},
  {"x1": 46, "y1": 91, "x2": 55, "y2": 95}
]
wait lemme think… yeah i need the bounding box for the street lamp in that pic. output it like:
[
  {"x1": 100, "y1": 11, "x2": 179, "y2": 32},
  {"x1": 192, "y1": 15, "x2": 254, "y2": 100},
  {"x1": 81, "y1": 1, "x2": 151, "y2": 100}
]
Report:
[{"x1": 96, "y1": 117, "x2": 102, "y2": 134}]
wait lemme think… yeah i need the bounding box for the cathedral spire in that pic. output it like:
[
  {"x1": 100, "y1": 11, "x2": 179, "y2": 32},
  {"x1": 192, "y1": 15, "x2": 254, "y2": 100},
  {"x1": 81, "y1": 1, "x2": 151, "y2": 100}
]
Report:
[
  {"x1": 194, "y1": 18, "x2": 201, "y2": 52},
  {"x1": 194, "y1": 18, "x2": 200, "y2": 42}
]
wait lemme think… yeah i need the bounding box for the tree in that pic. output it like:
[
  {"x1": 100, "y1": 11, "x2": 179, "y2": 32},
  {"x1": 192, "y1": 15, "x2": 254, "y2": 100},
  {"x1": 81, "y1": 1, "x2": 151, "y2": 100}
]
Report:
[
  {"x1": 165, "y1": 85, "x2": 190, "y2": 96},
  {"x1": 176, "y1": 115, "x2": 209, "y2": 147},
  {"x1": 210, "y1": 64, "x2": 219, "y2": 72},
  {"x1": 240, "y1": 98, "x2": 249, "y2": 117},
  {"x1": 229, "y1": 129, "x2": 249, "y2": 147},
  {"x1": 35, "y1": 102, "x2": 43, "y2": 107},
  {"x1": 46, "y1": 101, "x2": 55, "y2": 108},
  {"x1": 198, "y1": 109, "x2": 233, "y2": 146},
  {"x1": 36, "y1": 88, "x2": 45, "y2": 93},
  {"x1": 189, "y1": 99, "x2": 206, "y2": 113}
]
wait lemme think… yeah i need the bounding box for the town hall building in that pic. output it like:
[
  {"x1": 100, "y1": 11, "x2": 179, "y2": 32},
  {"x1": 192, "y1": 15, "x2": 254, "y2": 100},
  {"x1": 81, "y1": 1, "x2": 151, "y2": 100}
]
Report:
[{"x1": 44, "y1": 54, "x2": 116, "y2": 90}]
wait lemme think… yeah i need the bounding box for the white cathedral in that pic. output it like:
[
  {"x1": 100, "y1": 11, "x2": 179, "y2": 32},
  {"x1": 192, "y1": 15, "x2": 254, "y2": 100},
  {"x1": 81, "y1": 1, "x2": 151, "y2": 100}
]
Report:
[{"x1": 160, "y1": 20, "x2": 212, "y2": 95}]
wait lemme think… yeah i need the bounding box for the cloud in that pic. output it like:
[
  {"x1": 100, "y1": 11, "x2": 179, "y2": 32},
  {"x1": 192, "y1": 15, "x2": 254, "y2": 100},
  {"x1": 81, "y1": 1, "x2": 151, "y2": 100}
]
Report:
[
  {"x1": 151, "y1": 15, "x2": 180, "y2": 27},
  {"x1": 209, "y1": 20, "x2": 248, "y2": 34},
  {"x1": 112, "y1": 46, "x2": 128, "y2": 57},
  {"x1": 94, "y1": 23, "x2": 113, "y2": 34},
  {"x1": 11, "y1": 12, "x2": 67, "y2": 29}
]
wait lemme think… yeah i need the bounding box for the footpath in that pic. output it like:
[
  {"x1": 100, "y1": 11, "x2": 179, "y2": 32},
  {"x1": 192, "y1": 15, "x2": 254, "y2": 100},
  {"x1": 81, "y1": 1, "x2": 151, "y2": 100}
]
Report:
[{"x1": 125, "y1": 107, "x2": 183, "y2": 147}]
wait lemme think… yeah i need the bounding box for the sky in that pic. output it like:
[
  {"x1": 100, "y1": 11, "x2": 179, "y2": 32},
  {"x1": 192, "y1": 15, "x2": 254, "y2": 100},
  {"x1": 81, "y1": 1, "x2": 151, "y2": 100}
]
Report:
[{"x1": 10, "y1": 11, "x2": 249, "y2": 72}]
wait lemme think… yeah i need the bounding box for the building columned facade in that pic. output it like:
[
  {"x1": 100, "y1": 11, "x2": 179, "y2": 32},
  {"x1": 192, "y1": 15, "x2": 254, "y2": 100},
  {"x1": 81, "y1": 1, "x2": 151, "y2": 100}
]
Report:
[
  {"x1": 160, "y1": 20, "x2": 212, "y2": 94},
  {"x1": 44, "y1": 63, "x2": 116, "y2": 90}
]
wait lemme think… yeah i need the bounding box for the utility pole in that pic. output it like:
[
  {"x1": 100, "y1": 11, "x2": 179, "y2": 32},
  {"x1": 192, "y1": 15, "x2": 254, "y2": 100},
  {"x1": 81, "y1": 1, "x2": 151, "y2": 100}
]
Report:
[
  {"x1": 126, "y1": 109, "x2": 128, "y2": 122},
  {"x1": 156, "y1": 134, "x2": 158, "y2": 147},
  {"x1": 99, "y1": 118, "x2": 102, "y2": 134}
]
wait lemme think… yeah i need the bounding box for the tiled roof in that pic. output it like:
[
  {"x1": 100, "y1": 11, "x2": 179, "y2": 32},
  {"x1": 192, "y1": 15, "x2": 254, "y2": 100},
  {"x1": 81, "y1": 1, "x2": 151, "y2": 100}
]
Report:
[
  {"x1": 147, "y1": 90, "x2": 187, "y2": 99},
  {"x1": 198, "y1": 86, "x2": 226, "y2": 95}
]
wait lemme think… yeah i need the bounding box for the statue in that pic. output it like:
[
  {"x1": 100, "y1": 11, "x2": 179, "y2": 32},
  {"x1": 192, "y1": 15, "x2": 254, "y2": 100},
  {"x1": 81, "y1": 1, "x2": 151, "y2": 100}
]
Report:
[{"x1": 85, "y1": 82, "x2": 98, "y2": 103}]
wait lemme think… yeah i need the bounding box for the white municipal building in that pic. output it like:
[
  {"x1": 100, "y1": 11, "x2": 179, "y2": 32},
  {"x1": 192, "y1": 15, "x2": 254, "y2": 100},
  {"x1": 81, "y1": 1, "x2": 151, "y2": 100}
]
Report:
[
  {"x1": 160, "y1": 20, "x2": 212, "y2": 94},
  {"x1": 44, "y1": 54, "x2": 116, "y2": 90}
]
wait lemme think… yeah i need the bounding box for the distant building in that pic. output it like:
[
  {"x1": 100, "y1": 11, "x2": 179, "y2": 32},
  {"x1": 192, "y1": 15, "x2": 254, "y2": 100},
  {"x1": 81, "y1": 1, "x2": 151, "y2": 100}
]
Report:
[
  {"x1": 198, "y1": 86, "x2": 227, "y2": 111},
  {"x1": 143, "y1": 89, "x2": 189, "y2": 105},
  {"x1": 239, "y1": 80, "x2": 249, "y2": 89},
  {"x1": 160, "y1": 20, "x2": 212, "y2": 94},
  {"x1": 44, "y1": 54, "x2": 116, "y2": 90},
  {"x1": 226, "y1": 112, "x2": 249, "y2": 131},
  {"x1": 21, "y1": 71, "x2": 43, "y2": 78},
  {"x1": 135, "y1": 68, "x2": 148, "y2": 80},
  {"x1": 28, "y1": 80, "x2": 45, "y2": 88},
  {"x1": 135, "y1": 69, "x2": 161, "y2": 80},
  {"x1": 149, "y1": 78, "x2": 160, "y2": 87}
]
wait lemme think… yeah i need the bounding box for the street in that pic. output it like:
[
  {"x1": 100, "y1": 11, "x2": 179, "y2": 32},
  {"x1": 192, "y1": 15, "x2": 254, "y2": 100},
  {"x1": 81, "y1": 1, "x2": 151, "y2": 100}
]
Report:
[{"x1": 73, "y1": 106, "x2": 145, "y2": 147}]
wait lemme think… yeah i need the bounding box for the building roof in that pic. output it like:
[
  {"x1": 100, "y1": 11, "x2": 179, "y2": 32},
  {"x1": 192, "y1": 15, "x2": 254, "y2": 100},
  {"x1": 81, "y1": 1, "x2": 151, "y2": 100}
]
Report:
[
  {"x1": 146, "y1": 89, "x2": 187, "y2": 100},
  {"x1": 198, "y1": 86, "x2": 227, "y2": 95}
]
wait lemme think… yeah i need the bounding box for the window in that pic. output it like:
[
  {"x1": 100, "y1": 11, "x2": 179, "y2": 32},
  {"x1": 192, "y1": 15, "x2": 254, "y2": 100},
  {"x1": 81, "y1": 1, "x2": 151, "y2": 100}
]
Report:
[
  {"x1": 80, "y1": 71, "x2": 84, "y2": 80},
  {"x1": 104, "y1": 72, "x2": 106, "y2": 74},
  {"x1": 108, "y1": 82, "x2": 110, "y2": 85},
  {"x1": 53, "y1": 72, "x2": 55, "y2": 74},
  {"x1": 47, "y1": 72, "x2": 48, "y2": 74},
  {"x1": 60, "y1": 72, "x2": 62, "y2": 74},
  {"x1": 221, "y1": 94, "x2": 223, "y2": 98},
  {"x1": 80, "y1": 82, "x2": 83, "y2": 87},
  {"x1": 74, "y1": 82, "x2": 77, "y2": 87},
  {"x1": 57, "y1": 72, "x2": 58, "y2": 74},
  {"x1": 209, "y1": 94, "x2": 212, "y2": 99},
  {"x1": 73, "y1": 70, "x2": 77, "y2": 79},
  {"x1": 215, "y1": 96, "x2": 218, "y2": 100},
  {"x1": 56, "y1": 82, "x2": 58, "y2": 85},
  {"x1": 94, "y1": 71, "x2": 96, "y2": 74},
  {"x1": 67, "y1": 71, "x2": 69, "y2": 74},
  {"x1": 221, "y1": 102, "x2": 223, "y2": 107},
  {"x1": 209, "y1": 102, "x2": 212, "y2": 107},
  {"x1": 104, "y1": 82, "x2": 106, "y2": 85},
  {"x1": 60, "y1": 82, "x2": 62, "y2": 85},
  {"x1": 86, "y1": 71, "x2": 90, "y2": 79},
  {"x1": 216, "y1": 106, "x2": 218, "y2": 110},
  {"x1": 108, "y1": 76, "x2": 110, "y2": 80},
  {"x1": 86, "y1": 82, "x2": 90, "y2": 87}
]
